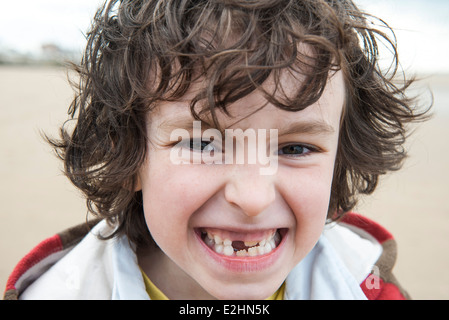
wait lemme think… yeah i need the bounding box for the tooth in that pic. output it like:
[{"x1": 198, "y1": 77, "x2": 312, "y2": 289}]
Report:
[
  {"x1": 264, "y1": 242, "x2": 272, "y2": 253},
  {"x1": 248, "y1": 247, "x2": 258, "y2": 256},
  {"x1": 207, "y1": 230, "x2": 279, "y2": 257},
  {"x1": 223, "y1": 245, "x2": 234, "y2": 256},
  {"x1": 214, "y1": 244, "x2": 224, "y2": 254},
  {"x1": 204, "y1": 236, "x2": 214, "y2": 247},
  {"x1": 273, "y1": 231, "x2": 280, "y2": 244},
  {"x1": 236, "y1": 249, "x2": 247, "y2": 257},
  {"x1": 214, "y1": 235, "x2": 223, "y2": 245},
  {"x1": 244, "y1": 240, "x2": 259, "y2": 247}
]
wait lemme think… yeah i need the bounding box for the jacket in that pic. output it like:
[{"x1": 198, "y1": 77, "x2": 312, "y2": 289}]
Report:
[{"x1": 3, "y1": 213, "x2": 410, "y2": 300}]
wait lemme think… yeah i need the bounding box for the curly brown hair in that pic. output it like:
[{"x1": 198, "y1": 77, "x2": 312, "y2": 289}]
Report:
[{"x1": 48, "y1": 0, "x2": 430, "y2": 246}]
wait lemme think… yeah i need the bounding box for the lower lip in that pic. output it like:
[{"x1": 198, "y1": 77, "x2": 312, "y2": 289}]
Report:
[{"x1": 194, "y1": 229, "x2": 288, "y2": 273}]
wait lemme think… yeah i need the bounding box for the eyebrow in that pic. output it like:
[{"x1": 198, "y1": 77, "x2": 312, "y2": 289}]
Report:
[
  {"x1": 157, "y1": 117, "x2": 335, "y2": 137},
  {"x1": 157, "y1": 117, "x2": 215, "y2": 134},
  {"x1": 278, "y1": 120, "x2": 335, "y2": 136}
]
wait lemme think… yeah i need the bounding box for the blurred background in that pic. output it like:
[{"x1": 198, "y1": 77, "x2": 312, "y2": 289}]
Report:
[{"x1": 1, "y1": 0, "x2": 448, "y2": 299}]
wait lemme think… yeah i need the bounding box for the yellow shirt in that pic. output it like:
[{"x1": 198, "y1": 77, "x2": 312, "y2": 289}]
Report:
[{"x1": 141, "y1": 270, "x2": 284, "y2": 300}]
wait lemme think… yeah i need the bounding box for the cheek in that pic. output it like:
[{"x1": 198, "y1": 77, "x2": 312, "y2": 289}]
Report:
[
  {"x1": 279, "y1": 166, "x2": 334, "y2": 251},
  {"x1": 139, "y1": 153, "x2": 221, "y2": 246}
]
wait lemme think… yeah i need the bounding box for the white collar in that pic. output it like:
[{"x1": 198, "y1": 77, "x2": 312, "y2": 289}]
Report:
[{"x1": 21, "y1": 220, "x2": 379, "y2": 300}]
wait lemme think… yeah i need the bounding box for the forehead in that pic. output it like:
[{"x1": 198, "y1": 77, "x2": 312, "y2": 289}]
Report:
[{"x1": 149, "y1": 69, "x2": 345, "y2": 132}]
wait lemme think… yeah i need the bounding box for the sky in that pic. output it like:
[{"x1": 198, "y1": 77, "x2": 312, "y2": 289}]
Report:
[
  {"x1": 0, "y1": 0, "x2": 448, "y2": 74},
  {"x1": 0, "y1": 0, "x2": 103, "y2": 54},
  {"x1": 356, "y1": 0, "x2": 449, "y2": 74}
]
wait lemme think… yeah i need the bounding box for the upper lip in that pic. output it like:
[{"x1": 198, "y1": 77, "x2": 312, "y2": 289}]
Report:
[{"x1": 195, "y1": 223, "x2": 287, "y2": 232}]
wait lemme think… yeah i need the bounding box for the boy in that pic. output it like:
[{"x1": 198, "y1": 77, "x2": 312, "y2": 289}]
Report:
[{"x1": 4, "y1": 0, "x2": 428, "y2": 300}]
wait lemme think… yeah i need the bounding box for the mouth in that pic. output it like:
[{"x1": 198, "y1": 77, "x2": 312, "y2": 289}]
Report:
[{"x1": 197, "y1": 227, "x2": 287, "y2": 258}]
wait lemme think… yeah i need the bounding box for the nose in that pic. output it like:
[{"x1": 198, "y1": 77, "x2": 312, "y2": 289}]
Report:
[{"x1": 224, "y1": 165, "x2": 276, "y2": 217}]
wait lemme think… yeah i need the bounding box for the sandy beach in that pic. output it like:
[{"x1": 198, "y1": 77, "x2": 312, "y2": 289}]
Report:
[{"x1": 1, "y1": 65, "x2": 448, "y2": 299}]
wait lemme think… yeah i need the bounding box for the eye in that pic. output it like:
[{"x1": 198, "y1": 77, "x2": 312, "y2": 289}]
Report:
[
  {"x1": 189, "y1": 139, "x2": 220, "y2": 153},
  {"x1": 278, "y1": 144, "x2": 313, "y2": 157}
]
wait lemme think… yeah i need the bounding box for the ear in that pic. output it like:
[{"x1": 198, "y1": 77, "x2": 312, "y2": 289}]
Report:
[
  {"x1": 134, "y1": 175, "x2": 142, "y2": 192},
  {"x1": 124, "y1": 174, "x2": 142, "y2": 192}
]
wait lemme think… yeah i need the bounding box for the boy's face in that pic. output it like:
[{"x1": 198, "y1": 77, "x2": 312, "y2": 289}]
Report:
[{"x1": 138, "y1": 70, "x2": 345, "y2": 299}]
